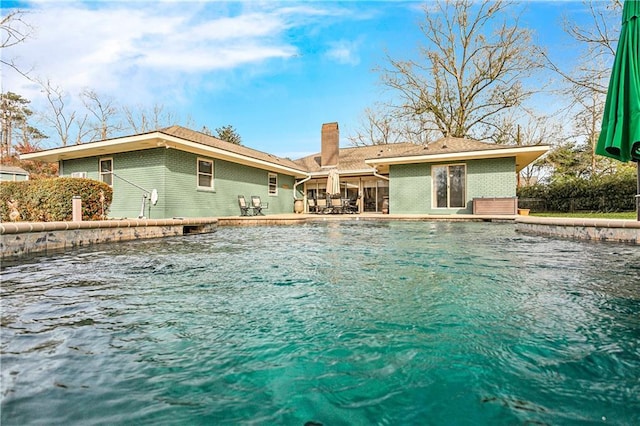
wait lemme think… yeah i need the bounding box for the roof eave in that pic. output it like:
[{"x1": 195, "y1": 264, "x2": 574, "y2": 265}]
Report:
[
  {"x1": 365, "y1": 145, "x2": 550, "y2": 173},
  {"x1": 20, "y1": 132, "x2": 309, "y2": 177}
]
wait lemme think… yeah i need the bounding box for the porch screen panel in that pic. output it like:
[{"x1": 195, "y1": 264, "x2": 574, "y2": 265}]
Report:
[
  {"x1": 449, "y1": 165, "x2": 466, "y2": 208},
  {"x1": 377, "y1": 180, "x2": 389, "y2": 211}
]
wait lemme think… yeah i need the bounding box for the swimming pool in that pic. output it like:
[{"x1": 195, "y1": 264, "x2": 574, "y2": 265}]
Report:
[{"x1": 1, "y1": 221, "x2": 639, "y2": 425}]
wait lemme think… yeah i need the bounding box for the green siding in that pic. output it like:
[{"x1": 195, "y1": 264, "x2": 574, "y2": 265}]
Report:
[
  {"x1": 389, "y1": 157, "x2": 516, "y2": 214},
  {"x1": 389, "y1": 163, "x2": 431, "y2": 214},
  {"x1": 61, "y1": 148, "x2": 296, "y2": 218},
  {"x1": 62, "y1": 149, "x2": 167, "y2": 218}
]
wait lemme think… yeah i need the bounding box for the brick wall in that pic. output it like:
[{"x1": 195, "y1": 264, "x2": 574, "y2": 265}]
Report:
[
  {"x1": 63, "y1": 148, "x2": 296, "y2": 218},
  {"x1": 390, "y1": 157, "x2": 516, "y2": 214}
]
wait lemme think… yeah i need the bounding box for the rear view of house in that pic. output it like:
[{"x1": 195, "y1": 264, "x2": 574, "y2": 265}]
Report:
[{"x1": 21, "y1": 122, "x2": 548, "y2": 218}]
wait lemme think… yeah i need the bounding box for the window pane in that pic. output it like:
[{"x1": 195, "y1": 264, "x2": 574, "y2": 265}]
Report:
[
  {"x1": 268, "y1": 174, "x2": 277, "y2": 194},
  {"x1": 198, "y1": 174, "x2": 212, "y2": 188},
  {"x1": 100, "y1": 160, "x2": 112, "y2": 172},
  {"x1": 434, "y1": 166, "x2": 448, "y2": 208},
  {"x1": 100, "y1": 159, "x2": 113, "y2": 185},
  {"x1": 449, "y1": 165, "x2": 465, "y2": 208},
  {"x1": 198, "y1": 160, "x2": 212, "y2": 174}
]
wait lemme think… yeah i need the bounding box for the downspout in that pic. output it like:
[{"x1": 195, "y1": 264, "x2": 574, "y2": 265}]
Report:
[
  {"x1": 293, "y1": 174, "x2": 312, "y2": 200},
  {"x1": 370, "y1": 167, "x2": 389, "y2": 181}
]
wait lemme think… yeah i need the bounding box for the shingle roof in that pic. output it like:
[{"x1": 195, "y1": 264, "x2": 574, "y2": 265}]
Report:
[
  {"x1": 373, "y1": 137, "x2": 517, "y2": 159},
  {"x1": 0, "y1": 165, "x2": 29, "y2": 174},
  {"x1": 159, "y1": 125, "x2": 304, "y2": 172},
  {"x1": 294, "y1": 142, "x2": 419, "y2": 174},
  {"x1": 293, "y1": 137, "x2": 520, "y2": 174}
]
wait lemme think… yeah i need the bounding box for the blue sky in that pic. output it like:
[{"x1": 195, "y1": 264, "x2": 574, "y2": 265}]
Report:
[{"x1": 1, "y1": 1, "x2": 617, "y2": 158}]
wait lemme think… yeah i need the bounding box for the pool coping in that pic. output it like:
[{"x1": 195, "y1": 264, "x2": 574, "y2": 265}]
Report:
[
  {"x1": 514, "y1": 215, "x2": 640, "y2": 245},
  {"x1": 2, "y1": 214, "x2": 638, "y2": 260},
  {"x1": 0, "y1": 218, "x2": 219, "y2": 259}
]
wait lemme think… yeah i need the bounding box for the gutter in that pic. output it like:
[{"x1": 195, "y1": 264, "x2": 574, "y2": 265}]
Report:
[
  {"x1": 293, "y1": 174, "x2": 312, "y2": 200},
  {"x1": 371, "y1": 167, "x2": 389, "y2": 181}
]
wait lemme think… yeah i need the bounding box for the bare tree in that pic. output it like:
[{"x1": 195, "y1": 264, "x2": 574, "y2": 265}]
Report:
[
  {"x1": 80, "y1": 88, "x2": 121, "y2": 140},
  {"x1": 38, "y1": 79, "x2": 79, "y2": 147},
  {"x1": 378, "y1": 0, "x2": 543, "y2": 141},
  {"x1": 348, "y1": 106, "x2": 403, "y2": 146},
  {"x1": 543, "y1": 0, "x2": 622, "y2": 176},
  {"x1": 491, "y1": 109, "x2": 565, "y2": 184},
  {"x1": 122, "y1": 103, "x2": 178, "y2": 133},
  {"x1": 542, "y1": 0, "x2": 622, "y2": 96},
  {"x1": 0, "y1": 10, "x2": 34, "y2": 78}
]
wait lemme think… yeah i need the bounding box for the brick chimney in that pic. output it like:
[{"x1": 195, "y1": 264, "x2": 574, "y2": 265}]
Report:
[{"x1": 321, "y1": 122, "x2": 339, "y2": 168}]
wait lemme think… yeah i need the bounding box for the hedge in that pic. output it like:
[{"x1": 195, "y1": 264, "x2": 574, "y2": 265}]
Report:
[
  {"x1": 518, "y1": 171, "x2": 637, "y2": 212},
  {"x1": 0, "y1": 178, "x2": 113, "y2": 222}
]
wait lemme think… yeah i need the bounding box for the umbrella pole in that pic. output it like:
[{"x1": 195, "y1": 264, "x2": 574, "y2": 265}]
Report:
[{"x1": 637, "y1": 161, "x2": 640, "y2": 221}]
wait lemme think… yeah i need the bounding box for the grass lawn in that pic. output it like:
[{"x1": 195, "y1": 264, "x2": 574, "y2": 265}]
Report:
[{"x1": 531, "y1": 211, "x2": 638, "y2": 220}]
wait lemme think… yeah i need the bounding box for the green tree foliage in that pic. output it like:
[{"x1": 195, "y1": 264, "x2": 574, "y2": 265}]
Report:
[
  {"x1": 215, "y1": 125, "x2": 242, "y2": 145},
  {"x1": 518, "y1": 166, "x2": 637, "y2": 212},
  {"x1": 1, "y1": 91, "x2": 33, "y2": 159},
  {"x1": 543, "y1": 142, "x2": 593, "y2": 180},
  {"x1": 0, "y1": 178, "x2": 113, "y2": 221}
]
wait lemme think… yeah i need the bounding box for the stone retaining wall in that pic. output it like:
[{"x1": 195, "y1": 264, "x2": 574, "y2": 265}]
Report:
[
  {"x1": 1, "y1": 218, "x2": 218, "y2": 259},
  {"x1": 515, "y1": 216, "x2": 640, "y2": 245}
]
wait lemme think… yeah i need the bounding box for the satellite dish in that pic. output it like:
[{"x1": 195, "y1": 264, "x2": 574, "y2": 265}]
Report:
[{"x1": 150, "y1": 189, "x2": 158, "y2": 206}]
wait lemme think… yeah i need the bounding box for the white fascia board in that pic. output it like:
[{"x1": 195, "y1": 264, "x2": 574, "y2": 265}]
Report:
[
  {"x1": 307, "y1": 168, "x2": 375, "y2": 177},
  {"x1": 365, "y1": 145, "x2": 550, "y2": 171},
  {"x1": 20, "y1": 132, "x2": 158, "y2": 162},
  {"x1": 22, "y1": 132, "x2": 308, "y2": 177}
]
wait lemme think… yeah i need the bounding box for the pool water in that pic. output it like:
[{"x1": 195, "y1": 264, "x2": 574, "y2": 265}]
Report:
[{"x1": 1, "y1": 221, "x2": 639, "y2": 425}]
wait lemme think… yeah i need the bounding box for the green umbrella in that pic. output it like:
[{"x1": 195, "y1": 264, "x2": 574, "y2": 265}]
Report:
[{"x1": 596, "y1": 0, "x2": 640, "y2": 219}]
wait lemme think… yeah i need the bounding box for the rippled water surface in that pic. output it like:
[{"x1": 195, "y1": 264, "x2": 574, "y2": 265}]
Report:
[{"x1": 2, "y1": 222, "x2": 639, "y2": 425}]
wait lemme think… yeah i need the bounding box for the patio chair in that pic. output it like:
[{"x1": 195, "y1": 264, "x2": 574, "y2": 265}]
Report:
[
  {"x1": 344, "y1": 195, "x2": 360, "y2": 214},
  {"x1": 251, "y1": 195, "x2": 269, "y2": 215},
  {"x1": 329, "y1": 196, "x2": 343, "y2": 214},
  {"x1": 316, "y1": 197, "x2": 329, "y2": 214},
  {"x1": 238, "y1": 195, "x2": 252, "y2": 216},
  {"x1": 307, "y1": 198, "x2": 318, "y2": 214}
]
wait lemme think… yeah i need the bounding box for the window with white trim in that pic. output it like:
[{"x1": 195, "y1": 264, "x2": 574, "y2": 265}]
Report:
[
  {"x1": 433, "y1": 164, "x2": 466, "y2": 208},
  {"x1": 99, "y1": 158, "x2": 113, "y2": 186},
  {"x1": 268, "y1": 173, "x2": 278, "y2": 195},
  {"x1": 197, "y1": 158, "x2": 214, "y2": 190}
]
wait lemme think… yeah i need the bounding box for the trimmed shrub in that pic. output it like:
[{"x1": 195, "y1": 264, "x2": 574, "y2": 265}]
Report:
[
  {"x1": 517, "y1": 171, "x2": 637, "y2": 212},
  {"x1": 0, "y1": 178, "x2": 113, "y2": 222}
]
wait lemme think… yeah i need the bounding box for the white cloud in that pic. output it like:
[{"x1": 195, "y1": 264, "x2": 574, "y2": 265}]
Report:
[
  {"x1": 1, "y1": 2, "x2": 310, "y2": 106},
  {"x1": 325, "y1": 39, "x2": 362, "y2": 65}
]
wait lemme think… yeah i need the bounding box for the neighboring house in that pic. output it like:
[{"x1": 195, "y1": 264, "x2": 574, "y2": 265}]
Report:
[
  {"x1": 0, "y1": 165, "x2": 29, "y2": 182},
  {"x1": 21, "y1": 123, "x2": 549, "y2": 218}
]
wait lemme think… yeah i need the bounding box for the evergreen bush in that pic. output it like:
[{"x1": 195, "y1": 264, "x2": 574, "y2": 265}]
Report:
[
  {"x1": 518, "y1": 171, "x2": 637, "y2": 212},
  {"x1": 0, "y1": 178, "x2": 113, "y2": 222}
]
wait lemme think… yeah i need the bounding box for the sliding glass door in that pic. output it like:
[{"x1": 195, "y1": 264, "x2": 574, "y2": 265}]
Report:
[{"x1": 433, "y1": 164, "x2": 466, "y2": 208}]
